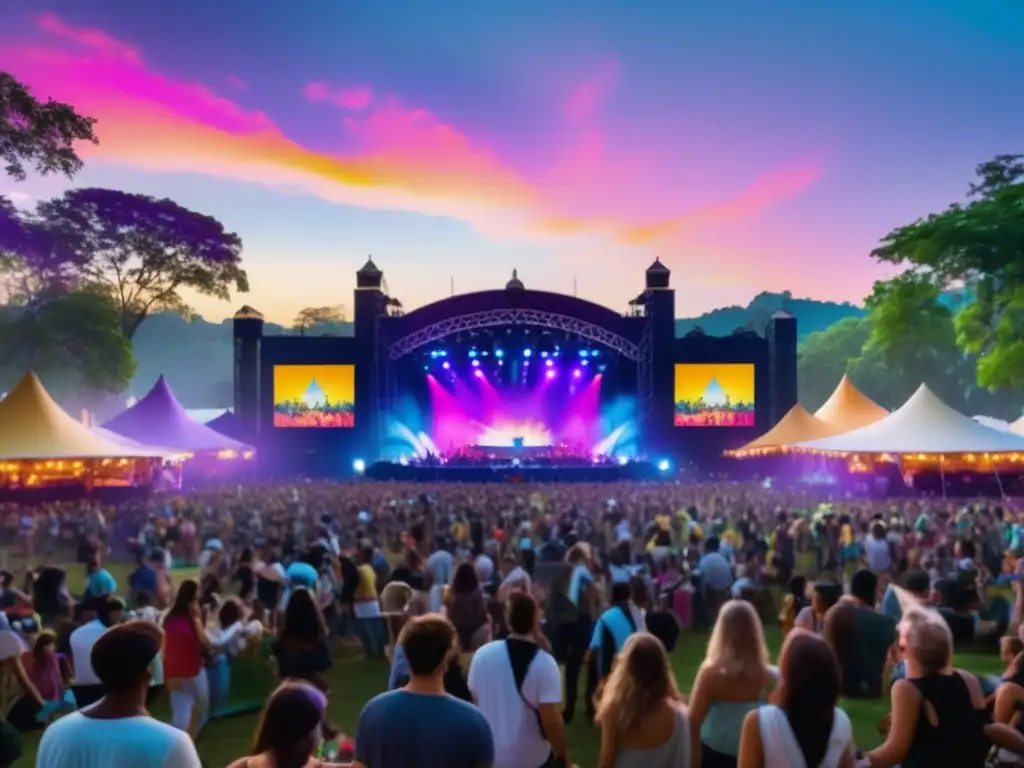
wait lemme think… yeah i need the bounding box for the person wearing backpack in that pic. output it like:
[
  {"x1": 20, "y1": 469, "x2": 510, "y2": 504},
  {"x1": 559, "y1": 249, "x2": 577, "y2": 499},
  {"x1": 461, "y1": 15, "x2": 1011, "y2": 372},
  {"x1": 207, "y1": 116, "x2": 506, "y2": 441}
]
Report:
[
  {"x1": 590, "y1": 581, "x2": 641, "y2": 684},
  {"x1": 469, "y1": 593, "x2": 573, "y2": 768}
]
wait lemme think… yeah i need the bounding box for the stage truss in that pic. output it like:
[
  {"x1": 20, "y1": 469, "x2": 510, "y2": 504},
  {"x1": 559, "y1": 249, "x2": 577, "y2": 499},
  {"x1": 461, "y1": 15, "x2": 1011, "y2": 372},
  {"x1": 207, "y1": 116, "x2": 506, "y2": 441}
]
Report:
[{"x1": 385, "y1": 308, "x2": 641, "y2": 361}]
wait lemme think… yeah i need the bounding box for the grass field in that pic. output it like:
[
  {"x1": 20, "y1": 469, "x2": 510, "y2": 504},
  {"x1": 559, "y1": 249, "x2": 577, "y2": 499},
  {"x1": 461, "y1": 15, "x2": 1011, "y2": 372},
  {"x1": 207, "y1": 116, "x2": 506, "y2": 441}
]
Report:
[{"x1": 12, "y1": 560, "x2": 1007, "y2": 767}]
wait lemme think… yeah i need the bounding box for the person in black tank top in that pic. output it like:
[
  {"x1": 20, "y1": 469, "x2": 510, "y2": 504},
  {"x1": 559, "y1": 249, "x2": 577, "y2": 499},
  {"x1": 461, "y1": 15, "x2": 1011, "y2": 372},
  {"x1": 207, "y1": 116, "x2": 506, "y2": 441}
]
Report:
[{"x1": 866, "y1": 606, "x2": 1024, "y2": 768}]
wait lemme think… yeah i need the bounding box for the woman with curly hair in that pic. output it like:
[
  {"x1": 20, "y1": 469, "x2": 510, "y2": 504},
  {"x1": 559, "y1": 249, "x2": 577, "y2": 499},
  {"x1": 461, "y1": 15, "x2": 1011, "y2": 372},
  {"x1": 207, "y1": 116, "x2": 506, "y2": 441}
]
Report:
[{"x1": 595, "y1": 632, "x2": 690, "y2": 768}]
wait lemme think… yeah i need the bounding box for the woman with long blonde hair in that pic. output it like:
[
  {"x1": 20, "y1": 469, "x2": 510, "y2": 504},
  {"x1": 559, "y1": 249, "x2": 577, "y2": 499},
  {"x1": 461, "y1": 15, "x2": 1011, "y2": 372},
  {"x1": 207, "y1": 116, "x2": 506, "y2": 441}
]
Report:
[
  {"x1": 688, "y1": 600, "x2": 776, "y2": 768},
  {"x1": 596, "y1": 632, "x2": 690, "y2": 768}
]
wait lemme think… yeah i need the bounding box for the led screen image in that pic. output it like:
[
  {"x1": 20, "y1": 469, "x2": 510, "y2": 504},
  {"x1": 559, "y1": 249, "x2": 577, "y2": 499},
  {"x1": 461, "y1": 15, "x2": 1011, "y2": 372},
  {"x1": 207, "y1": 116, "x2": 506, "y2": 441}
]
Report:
[
  {"x1": 674, "y1": 363, "x2": 755, "y2": 427},
  {"x1": 273, "y1": 364, "x2": 355, "y2": 428}
]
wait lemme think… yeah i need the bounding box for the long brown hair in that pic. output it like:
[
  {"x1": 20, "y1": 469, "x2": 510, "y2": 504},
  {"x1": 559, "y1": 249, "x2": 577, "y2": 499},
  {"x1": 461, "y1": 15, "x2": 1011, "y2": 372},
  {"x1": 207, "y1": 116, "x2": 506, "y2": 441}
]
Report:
[
  {"x1": 163, "y1": 579, "x2": 199, "y2": 624},
  {"x1": 597, "y1": 632, "x2": 680, "y2": 734},
  {"x1": 773, "y1": 630, "x2": 840, "y2": 767},
  {"x1": 252, "y1": 680, "x2": 327, "y2": 768}
]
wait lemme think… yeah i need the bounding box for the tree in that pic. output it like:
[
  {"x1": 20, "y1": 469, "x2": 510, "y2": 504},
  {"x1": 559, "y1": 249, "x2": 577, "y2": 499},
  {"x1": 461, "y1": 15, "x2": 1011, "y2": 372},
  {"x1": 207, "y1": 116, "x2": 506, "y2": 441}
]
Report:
[
  {"x1": 34, "y1": 188, "x2": 248, "y2": 339},
  {"x1": 796, "y1": 316, "x2": 871, "y2": 410},
  {"x1": 1, "y1": 72, "x2": 98, "y2": 181},
  {"x1": 292, "y1": 305, "x2": 347, "y2": 335},
  {"x1": 0, "y1": 287, "x2": 134, "y2": 395},
  {"x1": 870, "y1": 154, "x2": 1024, "y2": 389}
]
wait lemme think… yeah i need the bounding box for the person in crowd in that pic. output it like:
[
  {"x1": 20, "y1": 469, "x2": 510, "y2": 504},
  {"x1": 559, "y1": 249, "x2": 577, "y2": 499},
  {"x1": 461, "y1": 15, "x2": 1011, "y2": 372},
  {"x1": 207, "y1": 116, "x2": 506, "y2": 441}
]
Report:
[
  {"x1": 36, "y1": 621, "x2": 202, "y2": 767},
  {"x1": 227, "y1": 680, "x2": 351, "y2": 768},
  {"x1": 865, "y1": 604, "x2": 1024, "y2": 767},
  {"x1": 8, "y1": 631, "x2": 70, "y2": 730},
  {"x1": 30, "y1": 565, "x2": 73, "y2": 626},
  {"x1": 689, "y1": 600, "x2": 777, "y2": 768},
  {"x1": 737, "y1": 630, "x2": 853, "y2": 767},
  {"x1": 0, "y1": 612, "x2": 45, "y2": 731},
  {"x1": 843, "y1": 569, "x2": 896, "y2": 699},
  {"x1": 426, "y1": 541, "x2": 454, "y2": 612},
  {"x1": 992, "y1": 634, "x2": 1024, "y2": 766},
  {"x1": 880, "y1": 569, "x2": 930, "y2": 622},
  {"x1": 778, "y1": 576, "x2": 809, "y2": 636},
  {"x1": 821, "y1": 601, "x2": 861, "y2": 699},
  {"x1": 353, "y1": 545, "x2": 386, "y2": 659},
  {"x1": 162, "y1": 579, "x2": 214, "y2": 739},
  {"x1": 863, "y1": 522, "x2": 894, "y2": 579},
  {"x1": 794, "y1": 582, "x2": 842, "y2": 634},
  {"x1": 271, "y1": 587, "x2": 332, "y2": 693},
  {"x1": 353, "y1": 614, "x2": 494, "y2": 768},
  {"x1": 389, "y1": 549, "x2": 427, "y2": 592},
  {"x1": 84, "y1": 556, "x2": 117, "y2": 599},
  {"x1": 446, "y1": 562, "x2": 491, "y2": 653},
  {"x1": 497, "y1": 553, "x2": 532, "y2": 599},
  {"x1": 232, "y1": 547, "x2": 257, "y2": 604},
  {"x1": 468, "y1": 592, "x2": 569, "y2": 768},
  {"x1": 549, "y1": 544, "x2": 596, "y2": 724},
  {"x1": 596, "y1": 632, "x2": 690, "y2": 768},
  {"x1": 698, "y1": 537, "x2": 735, "y2": 624},
  {"x1": 70, "y1": 596, "x2": 126, "y2": 708},
  {"x1": 590, "y1": 581, "x2": 642, "y2": 686}
]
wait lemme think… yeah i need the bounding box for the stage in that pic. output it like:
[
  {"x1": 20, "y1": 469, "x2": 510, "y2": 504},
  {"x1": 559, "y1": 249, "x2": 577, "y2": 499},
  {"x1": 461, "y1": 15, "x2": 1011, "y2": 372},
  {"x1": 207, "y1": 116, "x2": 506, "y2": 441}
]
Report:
[{"x1": 364, "y1": 459, "x2": 666, "y2": 482}]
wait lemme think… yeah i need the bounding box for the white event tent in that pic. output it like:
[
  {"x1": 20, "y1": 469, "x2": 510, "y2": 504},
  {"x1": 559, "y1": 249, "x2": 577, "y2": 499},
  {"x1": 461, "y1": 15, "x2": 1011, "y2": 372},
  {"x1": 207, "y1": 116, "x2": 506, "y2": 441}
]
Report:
[
  {"x1": 794, "y1": 384, "x2": 1024, "y2": 456},
  {"x1": 1012, "y1": 417, "x2": 1024, "y2": 437}
]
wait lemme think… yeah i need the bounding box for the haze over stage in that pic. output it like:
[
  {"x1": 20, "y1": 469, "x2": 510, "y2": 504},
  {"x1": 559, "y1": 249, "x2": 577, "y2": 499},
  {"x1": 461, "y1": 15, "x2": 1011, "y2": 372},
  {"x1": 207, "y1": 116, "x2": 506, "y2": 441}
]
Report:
[{"x1": 384, "y1": 327, "x2": 638, "y2": 462}]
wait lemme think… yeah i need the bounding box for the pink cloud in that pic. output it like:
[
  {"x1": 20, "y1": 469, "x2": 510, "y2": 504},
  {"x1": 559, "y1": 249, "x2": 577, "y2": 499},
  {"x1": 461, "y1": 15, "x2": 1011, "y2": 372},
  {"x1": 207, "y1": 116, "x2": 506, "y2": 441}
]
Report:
[
  {"x1": 304, "y1": 81, "x2": 372, "y2": 110},
  {"x1": 225, "y1": 74, "x2": 248, "y2": 91},
  {"x1": 564, "y1": 58, "x2": 621, "y2": 123},
  {"x1": 36, "y1": 11, "x2": 141, "y2": 63}
]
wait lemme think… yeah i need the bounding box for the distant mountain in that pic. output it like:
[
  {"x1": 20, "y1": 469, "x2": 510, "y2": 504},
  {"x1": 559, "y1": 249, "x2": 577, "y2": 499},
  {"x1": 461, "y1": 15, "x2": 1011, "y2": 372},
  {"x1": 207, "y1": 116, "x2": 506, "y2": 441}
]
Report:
[{"x1": 675, "y1": 291, "x2": 865, "y2": 339}]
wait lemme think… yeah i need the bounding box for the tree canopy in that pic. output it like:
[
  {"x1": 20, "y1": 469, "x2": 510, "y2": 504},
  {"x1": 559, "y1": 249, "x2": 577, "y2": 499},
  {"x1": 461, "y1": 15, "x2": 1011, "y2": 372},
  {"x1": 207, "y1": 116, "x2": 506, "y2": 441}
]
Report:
[
  {"x1": 869, "y1": 154, "x2": 1024, "y2": 389},
  {"x1": 1, "y1": 71, "x2": 98, "y2": 181},
  {"x1": 33, "y1": 188, "x2": 249, "y2": 339},
  {"x1": 293, "y1": 305, "x2": 347, "y2": 335}
]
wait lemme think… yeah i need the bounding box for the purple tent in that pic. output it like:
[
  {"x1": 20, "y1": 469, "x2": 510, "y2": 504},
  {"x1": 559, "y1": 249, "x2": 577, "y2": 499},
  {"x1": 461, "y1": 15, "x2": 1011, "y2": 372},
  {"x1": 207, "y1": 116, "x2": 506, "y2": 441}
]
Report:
[
  {"x1": 102, "y1": 376, "x2": 252, "y2": 454},
  {"x1": 205, "y1": 410, "x2": 252, "y2": 442}
]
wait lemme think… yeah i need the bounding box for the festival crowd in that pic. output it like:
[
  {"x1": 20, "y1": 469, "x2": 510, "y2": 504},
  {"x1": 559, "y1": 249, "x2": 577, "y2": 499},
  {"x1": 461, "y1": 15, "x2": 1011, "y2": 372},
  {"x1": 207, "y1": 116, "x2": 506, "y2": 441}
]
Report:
[{"x1": 0, "y1": 480, "x2": 1021, "y2": 767}]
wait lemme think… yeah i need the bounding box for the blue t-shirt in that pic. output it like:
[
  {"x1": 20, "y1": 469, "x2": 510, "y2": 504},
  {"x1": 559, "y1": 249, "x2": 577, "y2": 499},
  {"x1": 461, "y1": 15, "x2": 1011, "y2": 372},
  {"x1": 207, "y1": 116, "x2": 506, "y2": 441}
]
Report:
[
  {"x1": 589, "y1": 605, "x2": 638, "y2": 653},
  {"x1": 86, "y1": 568, "x2": 117, "y2": 597},
  {"x1": 881, "y1": 584, "x2": 902, "y2": 621},
  {"x1": 128, "y1": 565, "x2": 158, "y2": 595},
  {"x1": 355, "y1": 690, "x2": 493, "y2": 768},
  {"x1": 568, "y1": 565, "x2": 593, "y2": 607}
]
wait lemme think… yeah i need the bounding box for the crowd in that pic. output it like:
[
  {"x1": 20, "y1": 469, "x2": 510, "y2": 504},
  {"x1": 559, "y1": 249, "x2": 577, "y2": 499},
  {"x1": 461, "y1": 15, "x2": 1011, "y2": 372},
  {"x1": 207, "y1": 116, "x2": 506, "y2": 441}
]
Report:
[{"x1": 0, "y1": 480, "x2": 1020, "y2": 766}]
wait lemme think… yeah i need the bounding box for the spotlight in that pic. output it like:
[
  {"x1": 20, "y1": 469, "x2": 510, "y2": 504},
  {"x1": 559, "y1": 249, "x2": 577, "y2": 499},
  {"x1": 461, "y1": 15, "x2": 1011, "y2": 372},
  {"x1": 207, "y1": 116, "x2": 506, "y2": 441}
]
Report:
[
  {"x1": 423, "y1": 365, "x2": 429, "y2": 371},
  {"x1": 581, "y1": 360, "x2": 589, "y2": 367},
  {"x1": 572, "y1": 369, "x2": 582, "y2": 379},
  {"x1": 545, "y1": 369, "x2": 556, "y2": 380},
  {"x1": 471, "y1": 359, "x2": 480, "y2": 368},
  {"x1": 398, "y1": 456, "x2": 409, "y2": 466},
  {"x1": 474, "y1": 369, "x2": 484, "y2": 378},
  {"x1": 352, "y1": 458, "x2": 366, "y2": 474},
  {"x1": 468, "y1": 350, "x2": 477, "y2": 358},
  {"x1": 523, "y1": 348, "x2": 532, "y2": 358},
  {"x1": 579, "y1": 350, "x2": 589, "y2": 358},
  {"x1": 545, "y1": 359, "x2": 554, "y2": 368},
  {"x1": 430, "y1": 350, "x2": 439, "y2": 359},
  {"x1": 540, "y1": 351, "x2": 549, "y2": 359},
  {"x1": 498, "y1": 360, "x2": 504, "y2": 366},
  {"x1": 618, "y1": 455, "x2": 629, "y2": 466},
  {"x1": 657, "y1": 459, "x2": 671, "y2": 473},
  {"x1": 591, "y1": 350, "x2": 599, "y2": 357},
  {"x1": 442, "y1": 361, "x2": 450, "y2": 370},
  {"x1": 599, "y1": 364, "x2": 607, "y2": 372},
  {"x1": 495, "y1": 349, "x2": 504, "y2": 358}
]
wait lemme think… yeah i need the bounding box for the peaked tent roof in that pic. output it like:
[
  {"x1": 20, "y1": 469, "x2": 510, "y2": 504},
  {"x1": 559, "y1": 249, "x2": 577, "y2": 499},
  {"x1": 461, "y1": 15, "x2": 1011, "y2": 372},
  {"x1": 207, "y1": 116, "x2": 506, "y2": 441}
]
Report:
[
  {"x1": 0, "y1": 371, "x2": 160, "y2": 460},
  {"x1": 796, "y1": 384, "x2": 1024, "y2": 454},
  {"x1": 91, "y1": 426, "x2": 177, "y2": 457},
  {"x1": 102, "y1": 376, "x2": 250, "y2": 453},
  {"x1": 1012, "y1": 417, "x2": 1024, "y2": 436},
  {"x1": 813, "y1": 375, "x2": 888, "y2": 432},
  {"x1": 731, "y1": 404, "x2": 839, "y2": 454},
  {"x1": 205, "y1": 410, "x2": 251, "y2": 442}
]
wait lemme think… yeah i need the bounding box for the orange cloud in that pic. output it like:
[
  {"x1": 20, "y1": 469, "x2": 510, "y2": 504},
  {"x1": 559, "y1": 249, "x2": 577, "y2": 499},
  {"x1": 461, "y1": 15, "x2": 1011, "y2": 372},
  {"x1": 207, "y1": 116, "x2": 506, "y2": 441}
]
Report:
[{"x1": 4, "y1": 15, "x2": 823, "y2": 246}]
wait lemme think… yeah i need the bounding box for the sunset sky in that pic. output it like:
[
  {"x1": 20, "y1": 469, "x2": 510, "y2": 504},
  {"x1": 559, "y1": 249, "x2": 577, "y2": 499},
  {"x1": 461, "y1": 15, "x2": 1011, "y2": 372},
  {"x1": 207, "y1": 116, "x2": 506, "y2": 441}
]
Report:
[
  {"x1": 2, "y1": 1, "x2": 1021, "y2": 326},
  {"x1": 272, "y1": 364, "x2": 355, "y2": 407}
]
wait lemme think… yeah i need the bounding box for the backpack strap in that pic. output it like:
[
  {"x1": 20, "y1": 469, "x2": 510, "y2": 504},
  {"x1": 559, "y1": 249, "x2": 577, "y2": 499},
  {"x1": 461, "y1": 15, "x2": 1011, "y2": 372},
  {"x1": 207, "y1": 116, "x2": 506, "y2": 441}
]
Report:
[{"x1": 619, "y1": 604, "x2": 637, "y2": 633}]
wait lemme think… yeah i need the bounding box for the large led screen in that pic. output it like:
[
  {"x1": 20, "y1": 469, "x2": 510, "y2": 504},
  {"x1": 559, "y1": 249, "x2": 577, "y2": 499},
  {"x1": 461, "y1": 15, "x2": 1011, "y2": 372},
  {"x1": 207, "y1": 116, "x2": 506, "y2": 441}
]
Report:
[
  {"x1": 273, "y1": 365, "x2": 355, "y2": 428},
  {"x1": 674, "y1": 363, "x2": 755, "y2": 427}
]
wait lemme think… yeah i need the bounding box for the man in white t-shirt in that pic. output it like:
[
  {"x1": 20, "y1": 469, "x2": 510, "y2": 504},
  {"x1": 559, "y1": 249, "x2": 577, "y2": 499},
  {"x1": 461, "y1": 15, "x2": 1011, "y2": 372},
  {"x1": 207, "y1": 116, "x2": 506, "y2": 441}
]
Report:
[
  {"x1": 468, "y1": 593, "x2": 571, "y2": 768},
  {"x1": 497, "y1": 554, "x2": 532, "y2": 599},
  {"x1": 69, "y1": 596, "x2": 125, "y2": 708},
  {"x1": 38, "y1": 621, "x2": 201, "y2": 768}
]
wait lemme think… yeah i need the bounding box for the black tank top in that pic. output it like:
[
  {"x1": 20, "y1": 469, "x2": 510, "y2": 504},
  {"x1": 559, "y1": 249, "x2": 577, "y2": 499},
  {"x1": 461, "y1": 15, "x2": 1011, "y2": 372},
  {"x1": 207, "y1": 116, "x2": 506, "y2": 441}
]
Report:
[{"x1": 904, "y1": 673, "x2": 989, "y2": 768}]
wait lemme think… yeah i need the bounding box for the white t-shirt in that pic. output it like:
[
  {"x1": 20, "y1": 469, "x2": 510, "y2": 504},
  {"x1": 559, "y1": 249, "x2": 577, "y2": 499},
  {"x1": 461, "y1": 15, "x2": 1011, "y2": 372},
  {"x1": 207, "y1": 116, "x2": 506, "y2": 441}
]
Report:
[
  {"x1": 468, "y1": 638, "x2": 562, "y2": 768},
  {"x1": 70, "y1": 620, "x2": 108, "y2": 686},
  {"x1": 864, "y1": 536, "x2": 892, "y2": 572},
  {"x1": 499, "y1": 566, "x2": 532, "y2": 594},
  {"x1": 36, "y1": 712, "x2": 202, "y2": 768}
]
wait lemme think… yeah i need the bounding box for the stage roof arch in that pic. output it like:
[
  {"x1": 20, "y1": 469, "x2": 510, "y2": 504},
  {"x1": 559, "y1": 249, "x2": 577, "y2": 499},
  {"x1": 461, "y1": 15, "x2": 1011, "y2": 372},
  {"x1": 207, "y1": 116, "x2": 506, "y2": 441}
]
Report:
[
  {"x1": 102, "y1": 376, "x2": 251, "y2": 453},
  {"x1": 0, "y1": 371, "x2": 159, "y2": 460},
  {"x1": 813, "y1": 375, "x2": 888, "y2": 431},
  {"x1": 384, "y1": 288, "x2": 641, "y2": 360},
  {"x1": 796, "y1": 384, "x2": 1024, "y2": 455}
]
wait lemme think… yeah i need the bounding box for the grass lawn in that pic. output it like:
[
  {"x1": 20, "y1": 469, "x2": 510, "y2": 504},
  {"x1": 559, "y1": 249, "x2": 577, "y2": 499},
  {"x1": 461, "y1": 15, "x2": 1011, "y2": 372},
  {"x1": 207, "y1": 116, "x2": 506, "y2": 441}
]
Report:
[{"x1": 10, "y1": 559, "x2": 1007, "y2": 767}]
